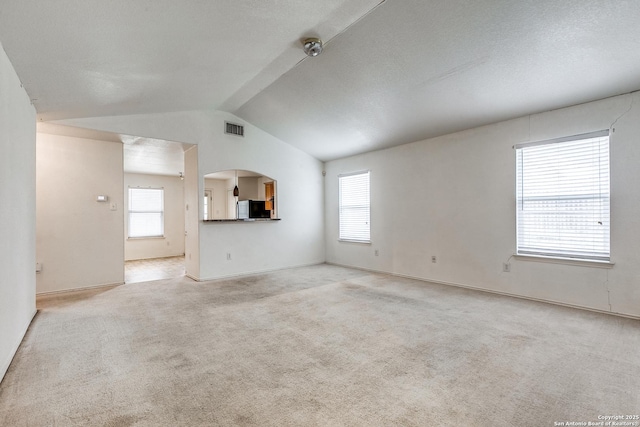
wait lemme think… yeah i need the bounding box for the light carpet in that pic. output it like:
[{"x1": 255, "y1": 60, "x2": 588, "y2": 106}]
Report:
[{"x1": 1, "y1": 264, "x2": 638, "y2": 426}]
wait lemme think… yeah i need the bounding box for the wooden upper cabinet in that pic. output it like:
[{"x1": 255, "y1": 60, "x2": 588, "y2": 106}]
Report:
[{"x1": 265, "y1": 182, "x2": 274, "y2": 210}]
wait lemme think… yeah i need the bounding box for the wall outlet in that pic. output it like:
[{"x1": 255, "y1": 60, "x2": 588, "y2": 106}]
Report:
[
  {"x1": 374, "y1": 249, "x2": 379, "y2": 256},
  {"x1": 503, "y1": 262, "x2": 511, "y2": 272},
  {"x1": 226, "y1": 253, "x2": 232, "y2": 261},
  {"x1": 431, "y1": 256, "x2": 437, "y2": 263}
]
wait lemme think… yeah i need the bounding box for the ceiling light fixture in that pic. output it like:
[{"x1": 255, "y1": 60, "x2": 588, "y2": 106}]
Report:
[{"x1": 303, "y1": 38, "x2": 323, "y2": 57}]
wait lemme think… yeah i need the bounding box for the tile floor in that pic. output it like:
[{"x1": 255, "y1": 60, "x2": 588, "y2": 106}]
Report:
[{"x1": 124, "y1": 255, "x2": 185, "y2": 284}]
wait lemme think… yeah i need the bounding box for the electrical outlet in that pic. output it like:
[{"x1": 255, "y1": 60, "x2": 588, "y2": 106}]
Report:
[
  {"x1": 503, "y1": 262, "x2": 511, "y2": 272},
  {"x1": 226, "y1": 253, "x2": 232, "y2": 261},
  {"x1": 431, "y1": 256, "x2": 437, "y2": 263},
  {"x1": 374, "y1": 249, "x2": 379, "y2": 256}
]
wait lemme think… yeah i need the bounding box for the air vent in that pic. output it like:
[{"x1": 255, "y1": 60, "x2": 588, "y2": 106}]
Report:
[{"x1": 225, "y1": 121, "x2": 244, "y2": 137}]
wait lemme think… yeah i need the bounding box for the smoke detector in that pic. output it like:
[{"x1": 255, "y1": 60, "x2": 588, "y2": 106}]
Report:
[{"x1": 303, "y1": 38, "x2": 323, "y2": 57}]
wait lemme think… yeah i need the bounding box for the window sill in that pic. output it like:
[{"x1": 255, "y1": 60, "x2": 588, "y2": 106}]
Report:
[
  {"x1": 127, "y1": 236, "x2": 165, "y2": 240},
  {"x1": 514, "y1": 254, "x2": 614, "y2": 269},
  {"x1": 338, "y1": 239, "x2": 371, "y2": 244},
  {"x1": 202, "y1": 218, "x2": 280, "y2": 222}
]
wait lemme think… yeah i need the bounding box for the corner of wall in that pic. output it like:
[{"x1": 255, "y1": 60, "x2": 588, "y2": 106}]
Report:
[{"x1": 0, "y1": 41, "x2": 37, "y2": 383}]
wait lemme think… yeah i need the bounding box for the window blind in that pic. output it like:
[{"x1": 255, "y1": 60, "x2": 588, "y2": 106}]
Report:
[
  {"x1": 129, "y1": 188, "x2": 164, "y2": 238},
  {"x1": 339, "y1": 171, "x2": 370, "y2": 242},
  {"x1": 515, "y1": 131, "x2": 610, "y2": 261}
]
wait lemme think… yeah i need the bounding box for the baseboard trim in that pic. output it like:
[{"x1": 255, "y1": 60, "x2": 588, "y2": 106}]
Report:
[
  {"x1": 125, "y1": 253, "x2": 185, "y2": 262},
  {"x1": 185, "y1": 273, "x2": 200, "y2": 282},
  {"x1": 197, "y1": 261, "x2": 325, "y2": 282},
  {"x1": 1, "y1": 309, "x2": 37, "y2": 384},
  {"x1": 326, "y1": 262, "x2": 640, "y2": 321},
  {"x1": 36, "y1": 282, "x2": 123, "y2": 297}
]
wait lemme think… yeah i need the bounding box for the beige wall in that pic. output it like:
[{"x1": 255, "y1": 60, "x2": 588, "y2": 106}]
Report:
[
  {"x1": 0, "y1": 42, "x2": 37, "y2": 382},
  {"x1": 124, "y1": 173, "x2": 185, "y2": 261},
  {"x1": 36, "y1": 133, "x2": 124, "y2": 294},
  {"x1": 238, "y1": 177, "x2": 259, "y2": 200},
  {"x1": 204, "y1": 178, "x2": 230, "y2": 220},
  {"x1": 59, "y1": 110, "x2": 325, "y2": 281},
  {"x1": 325, "y1": 92, "x2": 640, "y2": 318}
]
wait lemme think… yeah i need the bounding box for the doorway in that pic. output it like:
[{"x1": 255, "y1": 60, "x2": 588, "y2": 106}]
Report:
[
  {"x1": 122, "y1": 136, "x2": 196, "y2": 283},
  {"x1": 125, "y1": 256, "x2": 186, "y2": 283},
  {"x1": 204, "y1": 189, "x2": 213, "y2": 220}
]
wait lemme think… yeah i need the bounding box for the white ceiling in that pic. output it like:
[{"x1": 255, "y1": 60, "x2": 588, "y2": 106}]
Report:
[{"x1": 3, "y1": 0, "x2": 640, "y2": 162}]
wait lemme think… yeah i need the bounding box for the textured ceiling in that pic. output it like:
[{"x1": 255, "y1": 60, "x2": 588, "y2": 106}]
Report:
[
  {"x1": 237, "y1": 0, "x2": 640, "y2": 160},
  {"x1": 3, "y1": 0, "x2": 640, "y2": 162},
  {"x1": 0, "y1": 0, "x2": 382, "y2": 120}
]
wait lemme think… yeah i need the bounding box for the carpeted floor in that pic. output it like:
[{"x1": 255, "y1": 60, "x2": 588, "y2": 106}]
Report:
[{"x1": 1, "y1": 264, "x2": 639, "y2": 426}]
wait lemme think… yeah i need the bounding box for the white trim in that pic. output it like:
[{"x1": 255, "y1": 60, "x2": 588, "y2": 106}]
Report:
[
  {"x1": 338, "y1": 238, "x2": 371, "y2": 244},
  {"x1": 1, "y1": 309, "x2": 37, "y2": 383},
  {"x1": 185, "y1": 273, "x2": 200, "y2": 282},
  {"x1": 128, "y1": 186, "x2": 165, "y2": 190},
  {"x1": 338, "y1": 169, "x2": 370, "y2": 178},
  {"x1": 36, "y1": 281, "x2": 123, "y2": 296},
  {"x1": 514, "y1": 129, "x2": 609, "y2": 149},
  {"x1": 196, "y1": 262, "x2": 324, "y2": 282},
  {"x1": 125, "y1": 253, "x2": 185, "y2": 262},
  {"x1": 513, "y1": 254, "x2": 614, "y2": 268},
  {"x1": 325, "y1": 262, "x2": 638, "y2": 320}
]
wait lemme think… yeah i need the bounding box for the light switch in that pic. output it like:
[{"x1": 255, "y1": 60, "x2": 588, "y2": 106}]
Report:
[{"x1": 110, "y1": 202, "x2": 117, "y2": 211}]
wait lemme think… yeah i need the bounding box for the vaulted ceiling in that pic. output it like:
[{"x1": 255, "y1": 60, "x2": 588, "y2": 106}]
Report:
[{"x1": 2, "y1": 0, "x2": 639, "y2": 162}]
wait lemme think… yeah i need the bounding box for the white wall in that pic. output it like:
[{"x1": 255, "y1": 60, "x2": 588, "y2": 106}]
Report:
[
  {"x1": 124, "y1": 173, "x2": 185, "y2": 260},
  {"x1": 36, "y1": 133, "x2": 124, "y2": 294},
  {"x1": 0, "y1": 43, "x2": 36, "y2": 382},
  {"x1": 184, "y1": 145, "x2": 200, "y2": 280},
  {"x1": 197, "y1": 116, "x2": 324, "y2": 279},
  {"x1": 57, "y1": 110, "x2": 326, "y2": 280},
  {"x1": 325, "y1": 92, "x2": 640, "y2": 318}
]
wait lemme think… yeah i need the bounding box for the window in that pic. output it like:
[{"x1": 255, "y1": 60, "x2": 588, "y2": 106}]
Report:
[
  {"x1": 128, "y1": 188, "x2": 164, "y2": 238},
  {"x1": 515, "y1": 130, "x2": 610, "y2": 261},
  {"x1": 339, "y1": 171, "x2": 370, "y2": 242}
]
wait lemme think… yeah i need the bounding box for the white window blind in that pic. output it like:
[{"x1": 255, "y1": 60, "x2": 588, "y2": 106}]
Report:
[
  {"x1": 339, "y1": 171, "x2": 370, "y2": 242},
  {"x1": 515, "y1": 131, "x2": 610, "y2": 261},
  {"x1": 128, "y1": 188, "x2": 164, "y2": 238}
]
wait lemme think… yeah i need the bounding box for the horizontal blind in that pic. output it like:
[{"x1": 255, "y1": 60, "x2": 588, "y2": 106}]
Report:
[
  {"x1": 516, "y1": 133, "x2": 609, "y2": 261},
  {"x1": 339, "y1": 171, "x2": 370, "y2": 242},
  {"x1": 129, "y1": 188, "x2": 164, "y2": 238}
]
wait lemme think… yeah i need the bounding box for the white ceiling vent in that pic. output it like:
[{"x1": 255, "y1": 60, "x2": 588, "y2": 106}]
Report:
[{"x1": 225, "y1": 121, "x2": 244, "y2": 137}]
